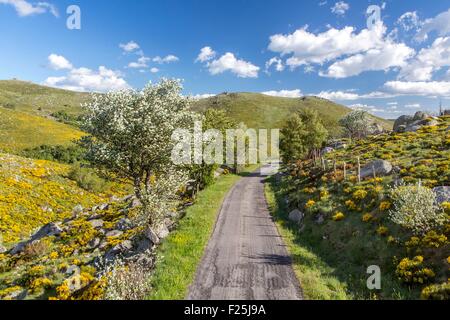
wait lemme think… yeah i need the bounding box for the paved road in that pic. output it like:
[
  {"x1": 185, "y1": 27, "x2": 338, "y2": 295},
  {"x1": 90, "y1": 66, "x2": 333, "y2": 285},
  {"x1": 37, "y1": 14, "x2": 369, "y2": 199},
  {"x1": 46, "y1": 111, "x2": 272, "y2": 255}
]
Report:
[{"x1": 187, "y1": 167, "x2": 303, "y2": 300}]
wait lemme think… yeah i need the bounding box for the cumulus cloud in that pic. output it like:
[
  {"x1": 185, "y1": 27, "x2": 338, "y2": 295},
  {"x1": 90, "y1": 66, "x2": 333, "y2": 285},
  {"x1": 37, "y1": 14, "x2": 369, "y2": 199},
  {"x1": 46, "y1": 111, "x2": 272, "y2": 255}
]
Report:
[
  {"x1": 196, "y1": 47, "x2": 216, "y2": 63},
  {"x1": 48, "y1": 54, "x2": 73, "y2": 70},
  {"x1": 191, "y1": 93, "x2": 216, "y2": 100},
  {"x1": 44, "y1": 54, "x2": 129, "y2": 92},
  {"x1": 150, "y1": 67, "x2": 159, "y2": 73},
  {"x1": 322, "y1": 43, "x2": 414, "y2": 78},
  {"x1": 399, "y1": 37, "x2": 450, "y2": 81},
  {"x1": 416, "y1": 9, "x2": 450, "y2": 42},
  {"x1": 348, "y1": 103, "x2": 384, "y2": 113},
  {"x1": 119, "y1": 41, "x2": 140, "y2": 53},
  {"x1": 128, "y1": 56, "x2": 150, "y2": 68},
  {"x1": 384, "y1": 81, "x2": 450, "y2": 97},
  {"x1": 262, "y1": 89, "x2": 302, "y2": 98},
  {"x1": 396, "y1": 11, "x2": 421, "y2": 32},
  {"x1": 317, "y1": 90, "x2": 360, "y2": 100},
  {"x1": 265, "y1": 57, "x2": 285, "y2": 73},
  {"x1": 331, "y1": 1, "x2": 349, "y2": 16},
  {"x1": 405, "y1": 103, "x2": 421, "y2": 108},
  {"x1": 153, "y1": 55, "x2": 179, "y2": 64},
  {"x1": 207, "y1": 52, "x2": 259, "y2": 78},
  {"x1": 0, "y1": 0, "x2": 58, "y2": 17}
]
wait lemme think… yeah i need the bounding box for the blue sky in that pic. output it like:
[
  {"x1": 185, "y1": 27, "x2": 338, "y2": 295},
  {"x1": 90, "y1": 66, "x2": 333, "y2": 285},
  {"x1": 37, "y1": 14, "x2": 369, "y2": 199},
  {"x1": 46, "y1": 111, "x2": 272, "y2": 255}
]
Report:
[{"x1": 1, "y1": 0, "x2": 450, "y2": 118}]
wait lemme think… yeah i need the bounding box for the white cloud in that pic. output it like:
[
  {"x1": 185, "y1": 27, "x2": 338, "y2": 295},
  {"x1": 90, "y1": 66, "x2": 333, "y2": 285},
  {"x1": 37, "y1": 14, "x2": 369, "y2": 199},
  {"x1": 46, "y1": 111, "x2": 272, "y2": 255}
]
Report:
[
  {"x1": 0, "y1": 0, "x2": 58, "y2": 17},
  {"x1": 348, "y1": 103, "x2": 384, "y2": 113},
  {"x1": 44, "y1": 65, "x2": 129, "y2": 92},
  {"x1": 331, "y1": 1, "x2": 349, "y2": 16},
  {"x1": 153, "y1": 55, "x2": 179, "y2": 64},
  {"x1": 128, "y1": 56, "x2": 150, "y2": 68},
  {"x1": 192, "y1": 93, "x2": 216, "y2": 100},
  {"x1": 319, "y1": 1, "x2": 327, "y2": 6},
  {"x1": 317, "y1": 90, "x2": 360, "y2": 100},
  {"x1": 397, "y1": 11, "x2": 421, "y2": 32},
  {"x1": 416, "y1": 9, "x2": 450, "y2": 42},
  {"x1": 150, "y1": 67, "x2": 159, "y2": 73},
  {"x1": 322, "y1": 42, "x2": 414, "y2": 78},
  {"x1": 265, "y1": 57, "x2": 284, "y2": 73},
  {"x1": 262, "y1": 89, "x2": 302, "y2": 98},
  {"x1": 268, "y1": 22, "x2": 386, "y2": 69},
  {"x1": 405, "y1": 103, "x2": 421, "y2": 108},
  {"x1": 48, "y1": 54, "x2": 73, "y2": 70},
  {"x1": 399, "y1": 37, "x2": 450, "y2": 81},
  {"x1": 119, "y1": 41, "x2": 140, "y2": 53},
  {"x1": 387, "y1": 102, "x2": 398, "y2": 106},
  {"x1": 384, "y1": 81, "x2": 450, "y2": 97},
  {"x1": 196, "y1": 47, "x2": 216, "y2": 63},
  {"x1": 207, "y1": 52, "x2": 259, "y2": 78}
]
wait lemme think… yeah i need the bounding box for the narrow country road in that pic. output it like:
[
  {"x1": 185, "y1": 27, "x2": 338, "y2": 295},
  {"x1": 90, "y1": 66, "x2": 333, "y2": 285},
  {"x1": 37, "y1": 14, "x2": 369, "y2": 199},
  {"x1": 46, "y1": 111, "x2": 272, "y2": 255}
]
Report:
[{"x1": 187, "y1": 166, "x2": 303, "y2": 300}]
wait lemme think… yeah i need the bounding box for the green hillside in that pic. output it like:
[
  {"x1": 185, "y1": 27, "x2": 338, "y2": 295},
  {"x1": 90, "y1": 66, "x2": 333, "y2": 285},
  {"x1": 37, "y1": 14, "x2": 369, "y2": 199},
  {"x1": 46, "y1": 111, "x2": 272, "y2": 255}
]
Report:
[
  {"x1": 0, "y1": 107, "x2": 85, "y2": 153},
  {"x1": 0, "y1": 80, "x2": 89, "y2": 117},
  {"x1": 192, "y1": 92, "x2": 393, "y2": 135}
]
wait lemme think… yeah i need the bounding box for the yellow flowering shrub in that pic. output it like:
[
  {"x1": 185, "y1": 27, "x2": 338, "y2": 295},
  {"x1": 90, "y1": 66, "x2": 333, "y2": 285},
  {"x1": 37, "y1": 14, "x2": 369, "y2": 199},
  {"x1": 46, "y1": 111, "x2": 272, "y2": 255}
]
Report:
[
  {"x1": 30, "y1": 277, "x2": 53, "y2": 293},
  {"x1": 345, "y1": 200, "x2": 357, "y2": 210},
  {"x1": 396, "y1": 256, "x2": 435, "y2": 284},
  {"x1": 379, "y1": 201, "x2": 391, "y2": 211},
  {"x1": 421, "y1": 281, "x2": 450, "y2": 300},
  {"x1": 353, "y1": 189, "x2": 368, "y2": 200},
  {"x1": 332, "y1": 212, "x2": 345, "y2": 221},
  {"x1": 305, "y1": 200, "x2": 316, "y2": 209},
  {"x1": 376, "y1": 226, "x2": 389, "y2": 236},
  {"x1": 362, "y1": 213, "x2": 373, "y2": 222}
]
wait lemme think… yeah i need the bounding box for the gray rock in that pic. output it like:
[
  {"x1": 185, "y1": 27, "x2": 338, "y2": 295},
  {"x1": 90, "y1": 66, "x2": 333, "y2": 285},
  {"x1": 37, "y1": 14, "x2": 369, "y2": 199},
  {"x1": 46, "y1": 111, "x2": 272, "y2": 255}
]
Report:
[
  {"x1": 116, "y1": 218, "x2": 132, "y2": 231},
  {"x1": 413, "y1": 111, "x2": 429, "y2": 121},
  {"x1": 113, "y1": 240, "x2": 133, "y2": 253},
  {"x1": 288, "y1": 209, "x2": 304, "y2": 224},
  {"x1": 9, "y1": 242, "x2": 27, "y2": 255},
  {"x1": 88, "y1": 238, "x2": 101, "y2": 249},
  {"x1": 433, "y1": 186, "x2": 450, "y2": 205},
  {"x1": 98, "y1": 240, "x2": 108, "y2": 250},
  {"x1": 315, "y1": 214, "x2": 325, "y2": 225},
  {"x1": 396, "y1": 125, "x2": 406, "y2": 133},
  {"x1": 5, "y1": 289, "x2": 27, "y2": 300},
  {"x1": 128, "y1": 198, "x2": 141, "y2": 209},
  {"x1": 98, "y1": 203, "x2": 109, "y2": 211},
  {"x1": 0, "y1": 245, "x2": 6, "y2": 253},
  {"x1": 32, "y1": 223, "x2": 63, "y2": 240},
  {"x1": 106, "y1": 230, "x2": 123, "y2": 238},
  {"x1": 394, "y1": 115, "x2": 413, "y2": 132},
  {"x1": 155, "y1": 224, "x2": 170, "y2": 239},
  {"x1": 90, "y1": 219, "x2": 104, "y2": 229},
  {"x1": 72, "y1": 204, "x2": 84, "y2": 215},
  {"x1": 135, "y1": 237, "x2": 153, "y2": 253},
  {"x1": 360, "y1": 160, "x2": 392, "y2": 179},
  {"x1": 144, "y1": 227, "x2": 160, "y2": 245}
]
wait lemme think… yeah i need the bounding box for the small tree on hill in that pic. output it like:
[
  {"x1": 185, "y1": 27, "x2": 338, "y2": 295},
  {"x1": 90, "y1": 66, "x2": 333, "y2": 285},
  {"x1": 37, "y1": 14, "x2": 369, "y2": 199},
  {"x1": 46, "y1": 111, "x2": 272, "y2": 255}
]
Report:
[
  {"x1": 280, "y1": 108, "x2": 328, "y2": 163},
  {"x1": 80, "y1": 79, "x2": 196, "y2": 226},
  {"x1": 339, "y1": 110, "x2": 372, "y2": 139}
]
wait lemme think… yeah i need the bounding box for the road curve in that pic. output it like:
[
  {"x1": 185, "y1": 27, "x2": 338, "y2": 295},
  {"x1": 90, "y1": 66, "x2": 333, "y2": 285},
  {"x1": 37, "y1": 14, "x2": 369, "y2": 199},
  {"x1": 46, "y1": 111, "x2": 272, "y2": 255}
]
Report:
[{"x1": 187, "y1": 167, "x2": 303, "y2": 300}]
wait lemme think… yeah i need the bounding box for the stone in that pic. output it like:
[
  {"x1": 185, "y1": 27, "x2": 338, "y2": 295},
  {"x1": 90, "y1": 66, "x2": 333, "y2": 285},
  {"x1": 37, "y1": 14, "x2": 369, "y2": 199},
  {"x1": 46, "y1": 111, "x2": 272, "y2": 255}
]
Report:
[
  {"x1": 31, "y1": 223, "x2": 63, "y2": 241},
  {"x1": 113, "y1": 240, "x2": 133, "y2": 253},
  {"x1": 155, "y1": 224, "x2": 170, "y2": 239},
  {"x1": 144, "y1": 227, "x2": 160, "y2": 245},
  {"x1": 433, "y1": 186, "x2": 450, "y2": 205},
  {"x1": 135, "y1": 237, "x2": 153, "y2": 253},
  {"x1": 116, "y1": 218, "x2": 132, "y2": 231},
  {"x1": 360, "y1": 160, "x2": 392, "y2": 179},
  {"x1": 5, "y1": 289, "x2": 27, "y2": 300},
  {"x1": 128, "y1": 198, "x2": 141, "y2": 209},
  {"x1": 314, "y1": 214, "x2": 325, "y2": 225},
  {"x1": 394, "y1": 115, "x2": 413, "y2": 132},
  {"x1": 396, "y1": 125, "x2": 406, "y2": 133},
  {"x1": 288, "y1": 209, "x2": 304, "y2": 224},
  {"x1": 0, "y1": 245, "x2": 6, "y2": 253},
  {"x1": 72, "y1": 204, "x2": 83, "y2": 215},
  {"x1": 89, "y1": 219, "x2": 104, "y2": 229},
  {"x1": 9, "y1": 242, "x2": 27, "y2": 255},
  {"x1": 88, "y1": 238, "x2": 101, "y2": 249},
  {"x1": 105, "y1": 230, "x2": 123, "y2": 238},
  {"x1": 321, "y1": 147, "x2": 334, "y2": 155},
  {"x1": 98, "y1": 203, "x2": 109, "y2": 211},
  {"x1": 413, "y1": 111, "x2": 429, "y2": 121},
  {"x1": 369, "y1": 123, "x2": 384, "y2": 135}
]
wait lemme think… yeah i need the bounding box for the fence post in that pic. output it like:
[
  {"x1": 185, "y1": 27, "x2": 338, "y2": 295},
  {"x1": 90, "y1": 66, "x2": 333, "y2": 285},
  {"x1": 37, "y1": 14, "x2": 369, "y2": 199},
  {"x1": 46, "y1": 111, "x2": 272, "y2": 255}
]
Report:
[
  {"x1": 357, "y1": 156, "x2": 361, "y2": 183},
  {"x1": 343, "y1": 161, "x2": 347, "y2": 180}
]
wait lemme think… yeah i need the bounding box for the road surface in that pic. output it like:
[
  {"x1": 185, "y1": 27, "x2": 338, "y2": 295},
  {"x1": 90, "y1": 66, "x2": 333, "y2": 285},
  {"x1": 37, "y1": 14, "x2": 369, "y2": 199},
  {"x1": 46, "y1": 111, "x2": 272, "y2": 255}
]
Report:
[{"x1": 187, "y1": 167, "x2": 303, "y2": 300}]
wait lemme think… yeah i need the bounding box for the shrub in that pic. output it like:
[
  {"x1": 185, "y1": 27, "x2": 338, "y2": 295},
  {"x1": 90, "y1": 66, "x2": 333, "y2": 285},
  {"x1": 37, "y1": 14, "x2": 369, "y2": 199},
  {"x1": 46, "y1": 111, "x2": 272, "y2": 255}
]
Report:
[
  {"x1": 421, "y1": 281, "x2": 450, "y2": 300},
  {"x1": 68, "y1": 164, "x2": 110, "y2": 193},
  {"x1": 21, "y1": 144, "x2": 86, "y2": 164},
  {"x1": 332, "y1": 212, "x2": 345, "y2": 221},
  {"x1": 396, "y1": 256, "x2": 435, "y2": 284},
  {"x1": 389, "y1": 184, "x2": 446, "y2": 235}
]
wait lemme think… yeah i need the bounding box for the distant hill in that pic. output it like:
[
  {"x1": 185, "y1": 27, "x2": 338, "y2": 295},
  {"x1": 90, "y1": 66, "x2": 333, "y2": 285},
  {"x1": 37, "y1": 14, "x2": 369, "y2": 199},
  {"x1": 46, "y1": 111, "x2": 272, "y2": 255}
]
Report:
[
  {"x1": 0, "y1": 107, "x2": 85, "y2": 153},
  {"x1": 192, "y1": 92, "x2": 393, "y2": 136},
  {"x1": 0, "y1": 80, "x2": 89, "y2": 117}
]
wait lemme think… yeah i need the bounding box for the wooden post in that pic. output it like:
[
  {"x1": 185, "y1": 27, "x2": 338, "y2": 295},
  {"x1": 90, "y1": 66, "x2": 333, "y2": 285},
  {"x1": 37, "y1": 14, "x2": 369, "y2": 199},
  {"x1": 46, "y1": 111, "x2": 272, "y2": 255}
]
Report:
[
  {"x1": 357, "y1": 156, "x2": 361, "y2": 183},
  {"x1": 321, "y1": 157, "x2": 326, "y2": 171},
  {"x1": 343, "y1": 161, "x2": 347, "y2": 180}
]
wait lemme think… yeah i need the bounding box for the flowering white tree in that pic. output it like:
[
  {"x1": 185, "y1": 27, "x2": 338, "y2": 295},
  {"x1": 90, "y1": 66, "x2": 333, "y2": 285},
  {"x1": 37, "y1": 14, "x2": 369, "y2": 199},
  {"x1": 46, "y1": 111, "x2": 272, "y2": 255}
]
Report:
[
  {"x1": 81, "y1": 79, "x2": 196, "y2": 225},
  {"x1": 339, "y1": 110, "x2": 373, "y2": 139}
]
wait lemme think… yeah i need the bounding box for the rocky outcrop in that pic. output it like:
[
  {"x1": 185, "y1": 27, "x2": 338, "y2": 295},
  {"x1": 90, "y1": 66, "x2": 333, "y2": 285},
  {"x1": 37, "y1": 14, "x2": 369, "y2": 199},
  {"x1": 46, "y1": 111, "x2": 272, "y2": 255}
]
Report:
[
  {"x1": 9, "y1": 222, "x2": 63, "y2": 255},
  {"x1": 433, "y1": 186, "x2": 450, "y2": 205},
  {"x1": 394, "y1": 112, "x2": 439, "y2": 133},
  {"x1": 360, "y1": 160, "x2": 393, "y2": 179}
]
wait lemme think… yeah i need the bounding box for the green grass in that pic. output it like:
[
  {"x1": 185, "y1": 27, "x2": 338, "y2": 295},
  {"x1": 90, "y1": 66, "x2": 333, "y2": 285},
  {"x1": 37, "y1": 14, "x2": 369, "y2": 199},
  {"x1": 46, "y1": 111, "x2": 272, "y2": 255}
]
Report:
[
  {"x1": 148, "y1": 165, "x2": 259, "y2": 300},
  {"x1": 0, "y1": 80, "x2": 89, "y2": 117},
  {"x1": 0, "y1": 107, "x2": 85, "y2": 153},
  {"x1": 264, "y1": 176, "x2": 350, "y2": 300},
  {"x1": 193, "y1": 93, "x2": 393, "y2": 137}
]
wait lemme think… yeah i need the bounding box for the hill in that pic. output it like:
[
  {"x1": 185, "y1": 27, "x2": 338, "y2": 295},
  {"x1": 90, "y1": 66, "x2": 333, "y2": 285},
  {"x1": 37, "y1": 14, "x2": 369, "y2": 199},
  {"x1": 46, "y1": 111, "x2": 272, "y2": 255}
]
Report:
[
  {"x1": 268, "y1": 115, "x2": 450, "y2": 299},
  {"x1": 0, "y1": 107, "x2": 85, "y2": 153},
  {"x1": 0, "y1": 80, "x2": 89, "y2": 117},
  {"x1": 192, "y1": 92, "x2": 393, "y2": 135}
]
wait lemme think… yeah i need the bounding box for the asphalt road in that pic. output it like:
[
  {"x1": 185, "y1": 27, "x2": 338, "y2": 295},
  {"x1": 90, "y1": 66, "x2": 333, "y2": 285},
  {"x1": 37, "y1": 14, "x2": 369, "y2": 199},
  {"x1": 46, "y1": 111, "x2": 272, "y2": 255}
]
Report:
[{"x1": 187, "y1": 167, "x2": 303, "y2": 300}]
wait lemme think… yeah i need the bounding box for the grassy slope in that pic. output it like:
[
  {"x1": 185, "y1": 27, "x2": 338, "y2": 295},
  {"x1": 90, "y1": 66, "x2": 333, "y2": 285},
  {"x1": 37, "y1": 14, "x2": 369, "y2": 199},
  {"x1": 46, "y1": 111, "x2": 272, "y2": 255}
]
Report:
[
  {"x1": 0, "y1": 80, "x2": 89, "y2": 117},
  {"x1": 148, "y1": 165, "x2": 259, "y2": 300},
  {"x1": 0, "y1": 107, "x2": 85, "y2": 153},
  {"x1": 265, "y1": 179, "x2": 349, "y2": 300},
  {"x1": 193, "y1": 93, "x2": 393, "y2": 135},
  {"x1": 276, "y1": 116, "x2": 450, "y2": 299}
]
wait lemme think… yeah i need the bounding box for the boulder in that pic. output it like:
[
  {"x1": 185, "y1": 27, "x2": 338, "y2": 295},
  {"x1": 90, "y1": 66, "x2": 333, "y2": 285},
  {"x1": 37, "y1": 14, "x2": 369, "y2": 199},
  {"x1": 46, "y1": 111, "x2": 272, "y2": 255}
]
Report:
[
  {"x1": 105, "y1": 230, "x2": 123, "y2": 238},
  {"x1": 30, "y1": 223, "x2": 63, "y2": 242},
  {"x1": 72, "y1": 205, "x2": 83, "y2": 215},
  {"x1": 89, "y1": 219, "x2": 104, "y2": 229},
  {"x1": 360, "y1": 160, "x2": 393, "y2": 179},
  {"x1": 394, "y1": 115, "x2": 413, "y2": 132},
  {"x1": 112, "y1": 240, "x2": 133, "y2": 253},
  {"x1": 433, "y1": 186, "x2": 450, "y2": 205},
  {"x1": 288, "y1": 209, "x2": 304, "y2": 224},
  {"x1": 135, "y1": 237, "x2": 153, "y2": 253},
  {"x1": 87, "y1": 238, "x2": 101, "y2": 249},
  {"x1": 413, "y1": 111, "x2": 429, "y2": 121},
  {"x1": 314, "y1": 214, "x2": 325, "y2": 225},
  {"x1": 98, "y1": 203, "x2": 109, "y2": 211},
  {"x1": 155, "y1": 224, "x2": 170, "y2": 239},
  {"x1": 0, "y1": 245, "x2": 6, "y2": 253},
  {"x1": 4, "y1": 289, "x2": 27, "y2": 300},
  {"x1": 116, "y1": 218, "x2": 132, "y2": 231},
  {"x1": 144, "y1": 227, "x2": 160, "y2": 245}
]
